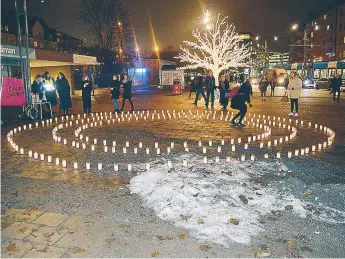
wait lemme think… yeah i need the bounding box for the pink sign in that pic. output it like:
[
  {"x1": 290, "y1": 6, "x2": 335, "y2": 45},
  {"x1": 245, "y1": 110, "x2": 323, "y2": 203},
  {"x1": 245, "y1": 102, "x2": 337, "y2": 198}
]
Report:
[{"x1": 1, "y1": 76, "x2": 26, "y2": 106}]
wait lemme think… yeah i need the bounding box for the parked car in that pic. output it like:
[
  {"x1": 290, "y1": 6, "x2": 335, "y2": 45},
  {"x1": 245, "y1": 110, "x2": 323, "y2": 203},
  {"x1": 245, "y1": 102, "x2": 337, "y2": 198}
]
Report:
[
  {"x1": 302, "y1": 77, "x2": 316, "y2": 89},
  {"x1": 314, "y1": 78, "x2": 330, "y2": 90}
]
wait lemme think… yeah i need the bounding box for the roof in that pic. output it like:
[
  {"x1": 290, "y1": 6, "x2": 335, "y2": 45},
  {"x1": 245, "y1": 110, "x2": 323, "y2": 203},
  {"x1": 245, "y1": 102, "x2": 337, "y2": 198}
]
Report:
[{"x1": 56, "y1": 31, "x2": 80, "y2": 41}]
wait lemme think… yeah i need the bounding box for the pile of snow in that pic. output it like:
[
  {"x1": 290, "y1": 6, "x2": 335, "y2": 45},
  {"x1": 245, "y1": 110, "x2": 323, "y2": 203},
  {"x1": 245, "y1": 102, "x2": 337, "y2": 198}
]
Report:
[{"x1": 130, "y1": 154, "x2": 344, "y2": 246}]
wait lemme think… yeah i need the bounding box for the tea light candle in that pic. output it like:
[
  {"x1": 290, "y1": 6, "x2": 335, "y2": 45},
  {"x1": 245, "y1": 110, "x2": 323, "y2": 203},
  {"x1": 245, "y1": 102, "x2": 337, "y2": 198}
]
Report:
[
  {"x1": 139, "y1": 142, "x2": 142, "y2": 148},
  {"x1": 157, "y1": 148, "x2": 161, "y2": 155},
  {"x1": 312, "y1": 145, "x2": 316, "y2": 152},
  {"x1": 209, "y1": 140, "x2": 212, "y2": 147},
  {"x1": 295, "y1": 149, "x2": 299, "y2": 156},
  {"x1": 167, "y1": 147, "x2": 171, "y2": 154},
  {"x1": 94, "y1": 138, "x2": 97, "y2": 144},
  {"x1": 251, "y1": 154, "x2": 255, "y2": 161},
  {"x1": 241, "y1": 154, "x2": 245, "y2": 161},
  {"x1": 104, "y1": 146, "x2": 108, "y2": 152},
  {"x1": 73, "y1": 162, "x2": 78, "y2": 169},
  {"x1": 20, "y1": 148, "x2": 24, "y2": 155},
  {"x1": 98, "y1": 163, "x2": 102, "y2": 170},
  {"x1": 203, "y1": 147, "x2": 207, "y2": 154},
  {"x1": 203, "y1": 157, "x2": 208, "y2": 164},
  {"x1": 40, "y1": 153, "x2": 45, "y2": 161},
  {"x1": 277, "y1": 152, "x2": 281, "y2": 159},
  {"x1": 114, "y1": 164, "x2": 118, "y2": 171},
  {"x1": 264, "y1": 153, "x2": 269, "y2": 159},
  {"x1": 62, "y1": 159, "x2": 67, "y2": 168},
  {"x1": 128, "y1": 164, "x2": 132, "y2": 171},
  {"x1": 145, "y1": 163, "x2": 150, "y2": 170},
  {"x1": 123, "y1": 147, "x2": 127, "y2": 154},
  {"x1": 146, "y1": 148, "x2": 150, "y2": 154},
  {"x1": 34, "y1": 152, "x2": 38, "y2": 159},
  {"x1": 288, "y1": 151, "x2": 292, "y2": 158}
]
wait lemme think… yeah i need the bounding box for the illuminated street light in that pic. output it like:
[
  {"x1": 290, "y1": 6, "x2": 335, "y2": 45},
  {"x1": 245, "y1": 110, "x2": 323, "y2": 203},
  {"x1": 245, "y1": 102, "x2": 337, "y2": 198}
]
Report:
[
  {"x1": 257, "y1": 43, "x2": 260, "y2": 47},
  {"x1": 292, "y1": 23, "x2": 299, "y2": 30},
  {"x1": 118, "y1": 22, "x2": 122, "y2": 26},
  {"x1": 255, "y1": 36, "x2": 259, "y2": 40},
  {"x1": 315, "y1": 25, "x2": 319, "y2": 30},
  {"x1": 273, "y1": 36, "x2": 278, "y2": 41}
]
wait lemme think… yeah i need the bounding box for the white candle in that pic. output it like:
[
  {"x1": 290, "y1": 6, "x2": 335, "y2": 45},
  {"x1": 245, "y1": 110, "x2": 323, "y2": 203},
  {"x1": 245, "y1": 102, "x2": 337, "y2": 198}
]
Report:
[
  {"x1": 155, "y1": 142, "x2": 159, "y2": 148},
  {"x1": 168, "y1": 161, "x2": 172, "y2": 168},
  {"x1": 183, "y1": 160, "x2": 188, "y2": 167},
  {"x1": 312, "y1": 145, "x2": 316, "y2": 152},
  {"x1": 62, "y1": 159, "x2": 67, "y2": 167},
  {"x1": 315, "y1": 124, "x2": 318, "y2": 129},
  {"x1": 34, "y1": 152, "x2": 38, "y2": 159},
  {"x1": 157, "y1": 148, "x2": 161, "y2": 155},
  {"x1": 40, "y1": 153, "x2": 45, "y2": 161},
  {"x1": 73, "y1": 162, "x2": 78, "y2": 169},
  {"x1": 104, "y1": 146, "x2": 108, "y2": 152},
  {"x1": 183, "y1": 141, "x2": 188, "y2": 148},
  {"x1": 123, "y1": 147, "x2": 127, "y2": 154},
  {"x1": 114, "y1": 164, "x2": 118, "y2": 171},
  {"x1": 98, "y1": 163, "x2": 102, "y2": 170},
  {"x1": 63, "y1": 139, "x2": 67, "y2": 145},
  {"x1": 244, "y1": 143, "x2": 248, "y2": 149},
  {"x1": 146, "y1": 148, "x2": 150, "y2": 154},
  {"x1": 185, "y1": 147, "x2": 189, "y2": 152},
  {"x1": 209, "y1": 140, "x2": 212, "y2": 146},
  {"x1": 295, "y1": 149, "x2": 299, "y2": 156},
  {"x1": 260, "y1": 143, "x2": 264, "y2": 148},
  {"x1": 57, "y1": 137, "x2": 61, "y2": 143},
  {"x1": 277, "y1": 152, "x2": 281, "y2": 159},
  {"x1": 145, "y1": 163, "x2": 150, "y2": 170},
  {"x1": 274, "y1": 139, "x2": 278, "y2": 146},
  {"x1": 241, "y1": 154, "x2": 245, "y2": 161},
  {"x1": 232, "y1": 145, "x2": 236, "y2": 152},
  {"x1": 238, "y1": 138, "x2": 241, "y2": 144},
  {"x1": 139, "y1": 142, "x2": 142, "y2": 148},
  {"x1": 305, "y1": 147, "x2": 310, "y2": 154},
  {"x1": 55, "y1": 157, "x2": 60, "y2": 165},
  {"x1": 79, "y1": 134, "x2": 83, "y2": 140},
  {"x1": 248, "y1": 137, "x2": 251, "y2": 142},
  {"x1": 167, "y1": 147, "x2": 171, "y2": 154},
  {"x1": 76, "y1": 142, "x2": 80, "y2": 149},
  {"x1": 29, "y1": 124, "x2": 32, "y2": 129},
  {"x1": 215, "y1": 156, "x2": 220, "y2": 163},
  {"x1": 264, "y1": 153, "x2": 269, "y2": 159},
  {"x1": 134, "y1": 147, "x2": 138, "y2": 154},
  {"x1": 301, "y1": 149, "x2": 305, "y2": 155},
  {"x1": 128, "y1": 164, "x2": 132, "y2": 171},
  {"x1": 251, "y1": 154, "x2": 255, "y2": 161},
  {"x1": 285, "y1": 136, "x2": 289, "y2": 142},
  {"x1": 323, "y1": 142, "x2": 327, "y2": 148},
  {"x1": 35, "y1": 122, "x2": 38, "y2": 127},
  {"x1": 113, "y1": 141, "x2": 116, "y2": 147},
  {"x1": 94, "y1": 138, "x2": 97, "y2": 144},
  {"x1": 90, "y1": 145, "x2": 95, "y2": 151},
  {"x1": 226, "y1": 157, "x2": 231, "y2": 162},
  {"x1": 103, "y1": 140, "x2": 107, "y2": 146},
  {"x1": 171, "y1": 142, "x2": 174, "y2": 148},
  {"x1": 288, "y1": 151, "x2": 292, "y2": 158},
  {"x1": 126, "y1": 141, "x2": 130, "y2": 147},
  {"x1": 20, "y1": 148, "x2": 24, "y2": 155},
  {"x1": 203, "y1": 157, "x2": 208, "y2": 164},
  {"x1": 203, "y1": 147, "x2": 207, "y2": 153},
  {"x1": 198, "y1": 140, "x2": 202, "y2": 147},
  {"x1": 318, "y1": 143, "x2": 322, "y2": 150}
]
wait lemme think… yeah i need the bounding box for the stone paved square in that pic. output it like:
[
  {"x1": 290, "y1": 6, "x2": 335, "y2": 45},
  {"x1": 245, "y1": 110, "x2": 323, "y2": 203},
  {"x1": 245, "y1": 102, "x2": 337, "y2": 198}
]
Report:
[
  {"x1": 2, "y1": 222, "x2": 39, "y2": 239},
  {"x1": 31, "y1": 212, "x2": 69, "y2": 227},
  {"x1": 23, "y1": 244, "x2": 68, "y2": 258},
  {"x1": 1, "y1": 239, "x2": 33, "y2": 258},
  {"x1": 24, "y1": 225, "x2": 69, "y2": 245}
]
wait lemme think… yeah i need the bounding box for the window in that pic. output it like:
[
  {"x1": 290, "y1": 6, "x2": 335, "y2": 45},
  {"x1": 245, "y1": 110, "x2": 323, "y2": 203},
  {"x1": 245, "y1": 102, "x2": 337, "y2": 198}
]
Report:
[
  {"x1": 324, "y1": 14, "x2": 327, "y2": 20},
  {"x1": 5, "y1": 25, "x2": 9, "y2": 31},
  {"x1": 314, "y1": 69, "x2": 320, "y2": 79},
  {"x1": 311, "y1": 32, "x2": 314, "y2": 38},
  {"x1": 34, "y1": 41, "x2": 38, "y2": 47}
]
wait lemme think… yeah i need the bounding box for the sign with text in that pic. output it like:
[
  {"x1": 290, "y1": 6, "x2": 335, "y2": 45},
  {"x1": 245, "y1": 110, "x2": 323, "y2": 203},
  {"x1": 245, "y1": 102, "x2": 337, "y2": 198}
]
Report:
[
  {"x1": 1, "y1": 76, "x2": 26, "y2": 106},
  {"x1": 73, "y1": 54, "x2": 97, "y2": 65}
]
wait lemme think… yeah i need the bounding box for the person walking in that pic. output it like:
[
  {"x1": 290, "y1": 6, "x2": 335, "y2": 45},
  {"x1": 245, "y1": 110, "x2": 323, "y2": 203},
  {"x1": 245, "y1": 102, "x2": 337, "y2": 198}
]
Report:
[
  {"x1": 82, "y1": 75, "x2": 93, "y2": 114},
  {"x1": 55, "y1": 72, "x2": 72, "y2": 115},
  {"x1": 120, "y1": 75, "x2": 134, "y2": 111},
  {"x1": 205, "y1": 71, "x2": 216, "y2": 109},
  {"x1": 329, "y1": 73, "x2": 342, "y2": 103},
  {"x1": 287, "y1": 71, "x2": 302, "y2": 117},
  {"x1": 230, "y1": 80, "x2": 252, "y2": 127},
  {"x1": 259, "y1": 76, "x2": 269, "y2": 101},
  {"x1": 219, "y1": 75, "x2": 230, "y2": 110},
  {"x1": 110, "y1": 75, "x2": 121, "y2": 112},
  {"x1": 193, "y1": 73, "x2": 207, "y2": 106}
]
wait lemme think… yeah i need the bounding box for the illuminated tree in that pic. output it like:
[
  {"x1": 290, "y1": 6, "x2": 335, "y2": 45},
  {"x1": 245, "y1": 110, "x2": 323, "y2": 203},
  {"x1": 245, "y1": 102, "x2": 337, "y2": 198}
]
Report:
[{"x1": 176, "y1": 15, "x2": 250, "y2": 85}]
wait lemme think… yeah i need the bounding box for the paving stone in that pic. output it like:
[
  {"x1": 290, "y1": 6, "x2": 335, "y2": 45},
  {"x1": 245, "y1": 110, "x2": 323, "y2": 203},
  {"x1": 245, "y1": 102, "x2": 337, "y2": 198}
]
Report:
[
  {"x1": 2, "y1": 222, "x2": 38, "y2": 239},
  {"x1": 58, "y1": 214, "x2": 97, "y2": 231},
  {"x1": 1, "y1": 239, "x2": 33, "y2": 258},
  {"x1": 24, "y1": 225, "x2": 68, "y2": 245},
  {"x1": 24, "y1": 244, "x2": 67, "y2": 258},
  {"x1": 31, "y1": 212, "x2": 69, "y2": 227},
  {"x1": 2, "y1": 208, "x2": 43, "y2": 223}
]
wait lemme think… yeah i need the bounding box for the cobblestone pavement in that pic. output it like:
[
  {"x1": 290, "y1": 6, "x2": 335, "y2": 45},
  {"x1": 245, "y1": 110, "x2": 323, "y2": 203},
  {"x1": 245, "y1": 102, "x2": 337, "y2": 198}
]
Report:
[{"x1": 1, "y1": 86, "x2": 345, "y2": 258}]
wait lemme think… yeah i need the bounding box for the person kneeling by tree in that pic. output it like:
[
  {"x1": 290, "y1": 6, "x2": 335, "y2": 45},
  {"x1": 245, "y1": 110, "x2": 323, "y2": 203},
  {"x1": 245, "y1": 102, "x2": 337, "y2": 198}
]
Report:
[{"x1": 230, "y1": 80, "x2": 252, "y2": 127}]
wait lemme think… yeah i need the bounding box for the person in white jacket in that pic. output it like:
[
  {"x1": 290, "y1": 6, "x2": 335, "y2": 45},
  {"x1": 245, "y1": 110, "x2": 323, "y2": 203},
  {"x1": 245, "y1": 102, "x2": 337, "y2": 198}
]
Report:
[{"x1": 287, "y1": 71, "x2": 302, "y2": 117}]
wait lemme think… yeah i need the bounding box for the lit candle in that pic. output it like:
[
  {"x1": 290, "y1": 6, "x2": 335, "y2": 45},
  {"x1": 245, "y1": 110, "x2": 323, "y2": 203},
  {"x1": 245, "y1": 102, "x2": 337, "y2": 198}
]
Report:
[
  {"x1": 226, "y1": 157, "x2": 231, "y2": 162},
  {"x1": 285, "y1": 136, "x2": 289, "y2": 142},
  {"x1": 203, "y1": 147, "x2": 207, "y2": 153},
  {"x1": 40, "y1": 153, "x2": 45, "y2": 161},
  {"x1": 113, "y1": 141, "x2": 116, "y2": 147},
  {"x1": 288, "y1": 151, "x2": 292, "y2": 158},
  {"x1": 315, "y1": 124, "x2": 318, "y2": 129},
  {"x1": 183, "y1": 160, "x2": 188, "y2": 167},
  {"x1": 305, "y1": 147, "x2": 310, "y2": 154},
  {"x1": 98, "y1": 163, "x2": 102, "y2": 170},
  {"x1": 103, "y1": 140, "x2": 107, "y2": 146},
  {"x1": 209, "y1": 140, "x2": 212, "y2": 147},
  {"x1": 171, "y1": 142, "x2": 174, "y2": 148},
  {"x1": 295, "y1": 149, "x2": 299, "y2": 156},
  {"x1": 301, "y1": 149, "x2": 305, "y2": 156},
  {"x1": 128, "y1": 164, "x2": 132, "y2": 171},
  {"x1": 145, "y1": 163, "x2": 150, "y2": 170},
  {"x1": 183, "y1": 141, "x2": 188, "y2": 148},
  {"x1": 238, "y1": 138, "x2": 241, "y2": 144},
  {"x1": 79, "y1": 134, "x2": 83, "y2": 140},
  {"x1": 312, "y1": 145, "x2": 316, "y2": 152},
  {"x1": 167, "y1": 147, "x2": 171, "y2": 154},
  {"x1": 264, "y1": 153, "x2": 269, "y2": 159},
  {"x1": 248, "y1": 137, "x2": 252, "y2": 142},
  {"x1": 323, "y1": 142, "x2": 327, "y2": 148},
  {"x1": 94, "y1": 138, "x2": 97, "y2": 144},
  {"x1": 104, "y1": 146, "x2": 108, "y2": 152},
  {"x1": 221, "y1": 139, "x2": 225, "y2": 145},
  {"x1": 244, "y1": 143, "x2": 248, "y2": 149},
  {"x1": 126, "y1": 141, "x2": 130, "y2": 147},
  {"x1": 73, "y1": 162, "x2": 78, "y2": 169},
  {"x1": 57, "y1": 136, "x2": 61, "y2": 143},
  {"x1": 241, "y1": 154, "x2": 245, "y2": 161},
  {"x1": 20, "y1": 148, "x2": 24, "y2": 155},
  {"x1": 232, "y1": 145, "x2": 236, "y2": 152},
  {"x1": 215, "y1": 156, "x2": 220, "y2": 163},
  {"x1": 35, "y1": 122, "x2": 38, "y2": 127},
  {"x1": 146, "y1": 148, "x2": 150, "y2": 155},
  {"x1": 231, "y1": 139, "x2": 234, "y2": 144},
  {"x1": 277, "y1": 152, "x2": 281, "y2": 159},
  {"x1": 55, "y1": 157, "x2": 60, "y2": 165},
  {"x1": 62, "y1": 159, "x2": 67, "y2": 168},
  {"x1": 185, "y1": 147, "x2": 189, "y2": 152},
  {"x1": 139, "y1": 142, "x2": 142, "y2": 148},
  {"x1": 34, "y1": 152, "x2": 38, "y2": 159},
  {"x1": 251, "y1": 154, "x2": 255, "y2": 161},
  {"x1": 157, "y1": 148, "x2": 161, "y2": 155},
  {"x1": 155, "y1": 142, "x2": 159, "y2": 148},
  {"x1": 168, "y1": 161, "x2": 172, "y2": 168},
  {"x1": 203, "y1": 157, "x2": 208, "y2": 164},
  {"x1": 114, "y1": 164, "x2": 118, "y2": 171},
  {"x1": 198, "y1": 141, "x2": 202, "y2": 147},
  {"x1": 123, "y1": 147, "x2": 127, "y2": 154},
  {"x1": 274, "y1": 139, "x2": 278, "y2": 146},
  {"x1": 134, "y1": 147, "x2": 138, "y2": 154},
  {"x1": 318, "y1": 143, "x2": 322, "y2": 150}
]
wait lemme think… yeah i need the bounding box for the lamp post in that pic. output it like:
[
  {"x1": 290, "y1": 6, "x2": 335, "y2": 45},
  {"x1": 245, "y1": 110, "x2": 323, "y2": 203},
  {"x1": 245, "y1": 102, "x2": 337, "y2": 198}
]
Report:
[
  {"x1": 255, "y1": 35, "x2": 278, "y2": 66},
  {"x1": 118, "y1": 21, "x2": 123, "y2": 61}
]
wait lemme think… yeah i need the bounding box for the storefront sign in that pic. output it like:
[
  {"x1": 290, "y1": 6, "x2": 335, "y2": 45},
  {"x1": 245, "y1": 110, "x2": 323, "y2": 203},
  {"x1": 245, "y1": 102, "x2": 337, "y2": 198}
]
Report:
[
  {"x1": 161, "y1": 70, "x2": 184, "y2": 86},
  {"x1": 328, "y1": 61, "x2": 337, "y2": 68},
  {"x1": 0, "y1": 44, "x2": 36, "y2": 59},
  {"x1": 1, "y1": 76, "x2": 26, "y2": 106},
  {"x1": 73, "y1": 54, "x2": 97, "y2": 65}
]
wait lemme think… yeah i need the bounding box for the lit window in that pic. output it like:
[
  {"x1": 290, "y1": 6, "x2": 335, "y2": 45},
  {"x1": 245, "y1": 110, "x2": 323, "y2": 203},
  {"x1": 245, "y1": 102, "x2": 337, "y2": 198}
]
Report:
[
  {"x1": 34, "y1": 41, "x2": 38, "y2": 47},
  {"x1": 5, "y1": 25, "x2": 9, "y2": 31},
  {"x1": 324, "y1": 14, "x2": 327, "y2": 20}
]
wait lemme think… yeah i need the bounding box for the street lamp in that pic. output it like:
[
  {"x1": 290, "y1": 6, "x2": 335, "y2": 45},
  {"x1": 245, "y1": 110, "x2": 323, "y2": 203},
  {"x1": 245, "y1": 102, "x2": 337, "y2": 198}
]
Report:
[
  {"x1": 273, "y1": 36, "x2": 278, "y2": 41},
  {"x1": 255, "y1": 36, "x2": 260, "y2": 40},
  {"x1": 292, "y1": 23, "x2": 299, "y2": 30}
]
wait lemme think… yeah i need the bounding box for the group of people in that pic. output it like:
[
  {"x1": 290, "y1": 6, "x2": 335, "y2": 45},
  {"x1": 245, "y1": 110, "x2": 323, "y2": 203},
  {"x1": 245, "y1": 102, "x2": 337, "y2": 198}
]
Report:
[{"x1": 109, "y1": 74, "x2": 134, "y2": 112}]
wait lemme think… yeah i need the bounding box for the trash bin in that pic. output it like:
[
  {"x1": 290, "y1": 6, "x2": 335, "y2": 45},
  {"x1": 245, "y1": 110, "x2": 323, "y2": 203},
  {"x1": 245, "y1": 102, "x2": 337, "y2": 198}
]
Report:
[{"x1": 172, "y1": 80, "x2": 182, "y2": 95}]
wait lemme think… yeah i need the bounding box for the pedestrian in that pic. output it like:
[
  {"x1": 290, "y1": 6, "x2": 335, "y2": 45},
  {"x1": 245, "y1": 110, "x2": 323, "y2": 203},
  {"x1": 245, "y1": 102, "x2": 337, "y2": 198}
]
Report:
[
  {"x1": 259, "y1": 76, "x2": 269, "y2": 101},
  {"x1": 239, "y1": 73, "x2": 245, "y2": 83},
  {"x1": 55, "y1": 72, "x2": 72, "y2": 115},
  {"x1": 188, "y1": 78, "x2": 197, "y2": 99},
  {"x1": 230, "y1": 74, "x2": 234, "y2": 83},
  {"x1": 31, "y1": 74, "x2": 44, "y2": 102},
  {"x1": 193, "y1": 73, "x2": 207, "y2": 106},
  {"x1": 329, "y1": 73, "x2": 342, "y2": 103},
  {"x1": 205, "y1": 71, "x2": 216, "y2": 109},
  {"x1": 219, "y1": 75, "x2": 230, "y2": 110},
  {"x1": 287, "y1": 71, "x2": 302, "y2": 117},
  {"x1": 120, "y1": 74, "x2": 134, "y2": 111},
  {"x1": 230, "y1": 79, "x2": 252, "y2": 127},
  {"x1": 82, "y1": 75, "x2": 93, "y2": 114},
  {"x1": 110, "y1": 74, "x2": 121, "y2": 112},
  {"x1": 284, "y1": 76, "x2": 289, "y2": 96}
]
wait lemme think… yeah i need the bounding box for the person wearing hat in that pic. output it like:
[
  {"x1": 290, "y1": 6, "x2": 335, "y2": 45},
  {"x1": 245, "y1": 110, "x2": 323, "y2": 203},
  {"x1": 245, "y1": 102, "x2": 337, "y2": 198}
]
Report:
[{"x1": 193, "y1": 73, "x2": 207, "y2": 106}]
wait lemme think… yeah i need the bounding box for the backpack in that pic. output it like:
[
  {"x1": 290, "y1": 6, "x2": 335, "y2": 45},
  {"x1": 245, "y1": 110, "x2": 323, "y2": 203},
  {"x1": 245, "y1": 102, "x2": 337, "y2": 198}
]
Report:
[{"x1": 225, "y1": 86, "x2": 241, "y2": 99}]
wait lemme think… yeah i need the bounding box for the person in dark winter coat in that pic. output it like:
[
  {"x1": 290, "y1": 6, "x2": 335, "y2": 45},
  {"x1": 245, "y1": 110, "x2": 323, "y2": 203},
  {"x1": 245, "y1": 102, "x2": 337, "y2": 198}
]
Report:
[
  {"x1": 193, "y1": 73, "x2": 207, "y2": 106},
  {"x1": 82, "y1": 75, "x2": 93, "y2": 114},
  {"x1": 218, "y1": 75, "x2": 230, "y2": 110},
  {"x1": 259, "y1": 77, "x2": 269, "y2": 101},
  {"x1": 42, "y1": 71, "x2": 58, "y2": 106},
  {"x1": 205, "y1": 71, "x2": 216, "y2": 109},
  {"x1": 120, "y1": 75, "x2": 134, "y2": 111},
  {"x1": 110, "y1": 75, "x2": 121, "y2": 112},
  {"x1": 31, "y1": 75, "x2": 44, "y2": 101},
  {"x1": 230, "y1": 80, "x2": 252, "y2": 127},
  {"x1": 329, "y1": 73, "x2": 342, "y2": 103},
  {"x1": 188, "y1": 78, "x2": 197, "y2": 99},
  {"x1": 55, "y1": 72, "x2": 72, "y2": 115}
]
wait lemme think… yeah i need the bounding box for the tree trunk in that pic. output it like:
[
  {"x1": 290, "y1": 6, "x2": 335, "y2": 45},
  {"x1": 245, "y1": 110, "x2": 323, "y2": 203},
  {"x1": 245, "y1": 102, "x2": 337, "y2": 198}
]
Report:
[{"x1": 213, "y1": 70, "x2": 220, "y2": 86}]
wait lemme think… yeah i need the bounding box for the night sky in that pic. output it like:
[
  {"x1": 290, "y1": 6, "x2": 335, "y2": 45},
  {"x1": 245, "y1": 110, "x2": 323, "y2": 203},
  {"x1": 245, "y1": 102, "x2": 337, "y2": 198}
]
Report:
[{"x1": 2, "y1": 0, "x2": 340, "y2": 53}]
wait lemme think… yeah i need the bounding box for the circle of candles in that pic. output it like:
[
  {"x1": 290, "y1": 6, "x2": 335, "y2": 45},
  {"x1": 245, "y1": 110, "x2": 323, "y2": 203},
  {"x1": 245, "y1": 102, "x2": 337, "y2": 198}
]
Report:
[
  {"x1": 251, "y1": 154, "x2": 255, "y2": 161},
  {"x1": 98, "y1": 163, "x2": 102, "y2": 170},
  {"x1": 241, "y1": 154, "x2": 245, "y2": 161},
  {"x1": 62, "y1": 159, "x2": 67, "y2": 168}
]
